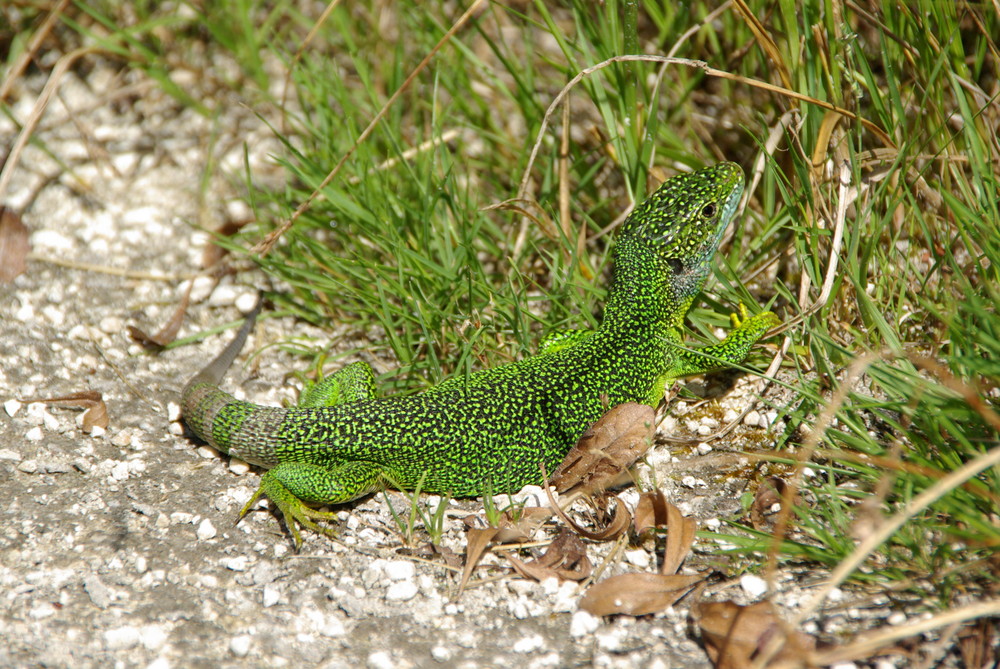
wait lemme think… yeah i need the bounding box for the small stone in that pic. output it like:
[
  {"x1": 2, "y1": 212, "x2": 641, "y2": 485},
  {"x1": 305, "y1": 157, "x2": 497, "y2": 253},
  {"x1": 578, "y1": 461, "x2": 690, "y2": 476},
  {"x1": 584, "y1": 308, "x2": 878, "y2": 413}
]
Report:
[
  {"x1": 111, "y1": 429, "x2": 133, "y2": 447},
  {"x1": 29, "y1": 602, "x2": 56, "y2": 620},
  {"x1": 0, "y1": 449, "x2": 20, "y2": 461},
  {"x1": 431, "y1": 646, "x2": 451, "y2": 662},
  {"x1": 99, "y1": 316, "x2": 124, "y2": 334},
  {"x1": 230, "y1": 635, "x2": 252, "y2": 657},
  {"x1": 384, "y1": 560, "x2": 415, "y2": 581},
  {"x1": 696, "y1": 442, "x2": 712, "y2": 455},
  {"x1": 624, "y1": 549, "x2": 651, "y2": 569},
  {"x1": 4, "y1": 400, "x2": 21, "y2": 417},
  {"x1": 90, "y1": 425, "x2": 106, "y2": 438},
  {"x1": 17, "y1": 459, "x2": 39, "y2": 473},
  {"x1": 104, "y1": 626, "x2": 141, "y2": 650},
  {"x1": 367, "y1": 651, "x2": 394, "y2": 669},
  {"x1": 24, "y1": 427, "x2": 43, "y2": 443},
  {"x1": 385, "y1": 581, "x2": 418, "y2": 602},
  {"x1": 235, "y1": 291, "x2": 260, "y2": 314},
  {"x1": 740, "y1": 573, "x2": 768, "y2": 598},
  {"x1": 262, "y1": 585, "x2": 281, "y2": 607},
  {"x1": 570, "y1": 610, "x2": 600, "y2": 637},
  {"x1": 196, "y1": 518, "x2": 217, "y2": 541},
  {"x1": 887, "y1": 611, "x2": 907, "y2": 625},
  {"x1": 744, "y1": 410, "x2": 761, "y2": 427},
  {"x1": 222, "y1": 556, "x2": 249, "y2": 571},
  {"x1": 167, "y1": 402, "x2": 182, "y2": 422},
  {"x1": 512, "y1": 634, "x2": 544, "y2": 653},
  {"x1": 229, "y1": 458, "x2": 250, "y2": 475}
]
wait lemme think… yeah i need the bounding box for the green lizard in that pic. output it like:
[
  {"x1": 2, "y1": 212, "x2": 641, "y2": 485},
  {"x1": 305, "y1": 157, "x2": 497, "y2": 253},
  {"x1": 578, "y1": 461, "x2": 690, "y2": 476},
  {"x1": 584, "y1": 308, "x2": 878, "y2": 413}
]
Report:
[{"x1": 182, "y1": 162, "x2": 780, "y2": 548}]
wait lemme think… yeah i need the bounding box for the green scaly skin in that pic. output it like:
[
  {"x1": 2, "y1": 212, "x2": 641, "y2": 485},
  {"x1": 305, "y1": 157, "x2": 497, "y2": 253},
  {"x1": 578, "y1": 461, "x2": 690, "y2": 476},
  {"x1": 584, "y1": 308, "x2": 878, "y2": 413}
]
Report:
[{"x1": 181, "y1": 162, "x2": 781, "y2": 548}]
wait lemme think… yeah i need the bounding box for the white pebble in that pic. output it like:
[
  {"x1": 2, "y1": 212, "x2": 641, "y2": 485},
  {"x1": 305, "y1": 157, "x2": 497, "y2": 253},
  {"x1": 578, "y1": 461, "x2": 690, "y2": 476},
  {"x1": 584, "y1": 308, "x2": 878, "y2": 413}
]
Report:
[
  {"x1": 512, "y1": 633, "x2": 544, "y2": 653},
  {"x1": 696, "y1": 442, "x2": 712, "y2": 455},
  {"x1": 384, "y1": 560, "x2": 415, "y2": 581},
  {"x1": 230, "y1": 635, "x2": 252, "y2": 657},
  {"x1": 196, "y1": 518, "x2": 217, "y2": 541},
  {"x1": 262, "y1": 585, "x2": 281, "y2": 607},
  {"x1": 24, "y1": 427, "x2": 43, "y2": 442},
  {"x1": 744, "y1": 410, "x2": 761, "y2": 427},
  {"x1": 570, "y1": 610, "x2": 600, "y2": 637},
  {"x1": 222, "y1": 556, "x2": 248, "y2": 571},
  {"x1": 385, "y1": 581, "x2": 418, "y2": 602},
  {"x1": 887, "y1": 611, "x2": 907, "y2": 625},
  {"x1": 167, "y1": 402, "x2": 182, "y2": 422},
  {"x1": 90, "y1": 425, "x2": 106, "y2": 438},
  {"x1": 624, "y1": 549, "x2": 651, "y2": 569},
  {"x1": 4, "y1": 400, "x2": 21, "y2": 417},
  {"x1": 104, "y1": 626, "x2": 141, "y2": 650},
  {"x1": 235, "y1": 292, "x2": 260, "y2": 314},
  {"x1": 367, "y1": 651, "x2": 394, "y2": 669},
  {"x1": 740, "y1": 573, "x2": 768, "y2": 598}
]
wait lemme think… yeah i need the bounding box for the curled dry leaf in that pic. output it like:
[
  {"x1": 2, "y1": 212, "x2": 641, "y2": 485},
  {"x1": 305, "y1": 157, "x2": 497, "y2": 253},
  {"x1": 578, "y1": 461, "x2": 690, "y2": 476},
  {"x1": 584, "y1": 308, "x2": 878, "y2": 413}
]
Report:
[
  {"x1": 693, "y1": 600, "x2": 816, "y2": 669},
  {"x1": 632, "y1": 490, "x2": 695, "y2": 574},
  {"x1": 0, "y1": 206, "x2": 30, "y2": 283},
  {"x1": 128, "y1": 281, "x2": 193, "y2": 349},
  {"x1": 545, "y1": 488, "x2": 631, "y2": 541},
  {"x1": 548, "y1": 402, "x2": 655, "y2": 495},
  {"x1": 458, "y1": 507, "x2": 553, "y2": 596},
  {"x1": 506, "y1": 529, "x2": 592, "y2": 582},
  {"x1": 579, "y1": 572, "x2": 703, "y2": 617},
  {"x1": 750, "y1": 477, "x2": 791, "y2": 531},
  {"x1": 21, "y1": 391, "x2": 109, "y2": 433}
]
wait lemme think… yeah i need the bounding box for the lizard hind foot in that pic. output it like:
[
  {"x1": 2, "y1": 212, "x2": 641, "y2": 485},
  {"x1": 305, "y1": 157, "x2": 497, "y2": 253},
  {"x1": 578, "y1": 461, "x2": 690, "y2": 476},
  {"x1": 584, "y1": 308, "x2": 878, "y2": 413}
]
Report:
[{"x1": 237, "y1": 469, "x2": 340, "y2": 550}]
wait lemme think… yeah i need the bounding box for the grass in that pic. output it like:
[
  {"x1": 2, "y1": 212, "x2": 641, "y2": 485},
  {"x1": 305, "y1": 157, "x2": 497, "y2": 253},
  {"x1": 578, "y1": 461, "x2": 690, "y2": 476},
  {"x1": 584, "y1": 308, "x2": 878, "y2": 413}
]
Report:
[{"x1": 4, "y1": 0, "x2": 997, "y2": 634}]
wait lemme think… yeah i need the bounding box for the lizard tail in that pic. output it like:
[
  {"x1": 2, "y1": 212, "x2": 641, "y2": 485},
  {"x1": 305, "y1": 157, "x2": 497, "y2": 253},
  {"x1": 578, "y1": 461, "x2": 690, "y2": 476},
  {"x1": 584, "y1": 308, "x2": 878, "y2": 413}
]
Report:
[{"x1": 180, "y1": 293, "x2": 265, "y2": 451}]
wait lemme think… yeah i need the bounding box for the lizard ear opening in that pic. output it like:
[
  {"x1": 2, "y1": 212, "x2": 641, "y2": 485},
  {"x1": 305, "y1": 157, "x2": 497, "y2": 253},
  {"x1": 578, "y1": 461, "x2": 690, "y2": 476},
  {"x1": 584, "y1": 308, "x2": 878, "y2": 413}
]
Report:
[{"x1": 666, "y1": 257, "x2": 684, "y2": 274}]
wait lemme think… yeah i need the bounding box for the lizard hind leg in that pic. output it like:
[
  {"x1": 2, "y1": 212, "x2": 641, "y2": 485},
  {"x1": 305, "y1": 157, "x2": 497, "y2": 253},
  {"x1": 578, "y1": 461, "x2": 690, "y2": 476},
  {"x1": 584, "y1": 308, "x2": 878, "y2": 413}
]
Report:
[
  {"x1": 238, "y1": 460, "x2": 387, "y2": 549},
  {"x1": 298, "y1": 360, "x2": 377, "y2": 408}
]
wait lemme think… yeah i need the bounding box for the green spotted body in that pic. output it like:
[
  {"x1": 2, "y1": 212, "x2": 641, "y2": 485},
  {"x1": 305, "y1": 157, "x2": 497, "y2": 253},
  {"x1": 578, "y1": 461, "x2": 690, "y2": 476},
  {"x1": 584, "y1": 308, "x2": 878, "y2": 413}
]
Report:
[{"x1": 182, "y1": 162, "x2": 780, "y2": 547}]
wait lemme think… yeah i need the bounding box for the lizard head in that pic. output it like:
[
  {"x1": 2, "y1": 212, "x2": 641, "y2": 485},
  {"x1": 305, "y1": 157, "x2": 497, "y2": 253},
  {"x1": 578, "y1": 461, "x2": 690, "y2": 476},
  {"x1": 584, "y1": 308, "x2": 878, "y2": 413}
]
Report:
[{"x1": 609, "y1": 162, "x2": 745, "y2": 325}]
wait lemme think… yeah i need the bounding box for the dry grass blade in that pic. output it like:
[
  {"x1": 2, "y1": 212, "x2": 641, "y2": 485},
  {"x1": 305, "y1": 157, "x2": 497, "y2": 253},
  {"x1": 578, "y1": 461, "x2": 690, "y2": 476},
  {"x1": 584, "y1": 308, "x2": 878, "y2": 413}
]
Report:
[
  {"x1": 548, "y1": 402, "x2": 655, "y2": 495},
  {"x1": 579, "y1": 573, "x2": 702, "y2": 617},
  {"x1": 0, "y1": 206, "x2": 30, "y2": 283},
  {"x1": 506, "y1": 529, "x2": 592, "y2": 582},
  {"x1": 693, "y1": 601, "x2": 815, "y2": 669},
  {"x1": 21, "y1": 391, "x2": 109, "y2": 433}
]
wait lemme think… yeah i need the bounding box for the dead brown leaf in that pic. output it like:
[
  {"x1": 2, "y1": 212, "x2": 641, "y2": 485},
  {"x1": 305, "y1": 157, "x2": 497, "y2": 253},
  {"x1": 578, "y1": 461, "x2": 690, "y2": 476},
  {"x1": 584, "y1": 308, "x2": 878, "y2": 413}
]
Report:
[
  {"x1": 634, "y1": 488, "x2": 670, "y2": 539},
  {"x1": 660, "y1": 498, "x2": 696, "y2": 575},
  {"x1": 457, "y1": 507, "x2": 553, "y2": 595},
  {"x1": 458, "y1": 525, "x2": 500, "y2": 596},
  {"x1": 546, "y1": 489, "x2": 631, "y2": 541},
  {"x1": 128, "y1": 281, "x2": 192, "y2": 349},
  {"x1": 506, "y1": 529, "x2": 592, "y2": 582},
  {"x1": 0, "y1": 206, "x2": 30, "y2": 283},
  {"x1": 549, "y1": 402, "x2": 655, "y2": 495},
  {"x1": 631, "y1": 490, "x2": 696, "y2": 574},
  {"x1": 959, "y1": 617, "x2": 997, "y2": 669},
  {"x1": 750, "y1": 477, "x2": 790, "y2": 531},
  {"x1": 22, "y1": 391, "x2": 109, "y2": 433},
  {"x1": 579, "y1": 572, "x2": 703, "y2": 617},
  {"x1": 693, "y1": 600, "x2": 816, "y2": 669},
  {"x1": 201, "y1": 217, "x2": 252, "y2": 269}
]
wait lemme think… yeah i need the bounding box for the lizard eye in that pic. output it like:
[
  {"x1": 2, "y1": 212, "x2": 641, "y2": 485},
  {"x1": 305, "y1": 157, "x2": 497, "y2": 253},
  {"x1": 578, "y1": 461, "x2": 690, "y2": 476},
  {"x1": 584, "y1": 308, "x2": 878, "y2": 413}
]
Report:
[{"x1": 701, "y1": 202, "x2": 717, "y2": 219}]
